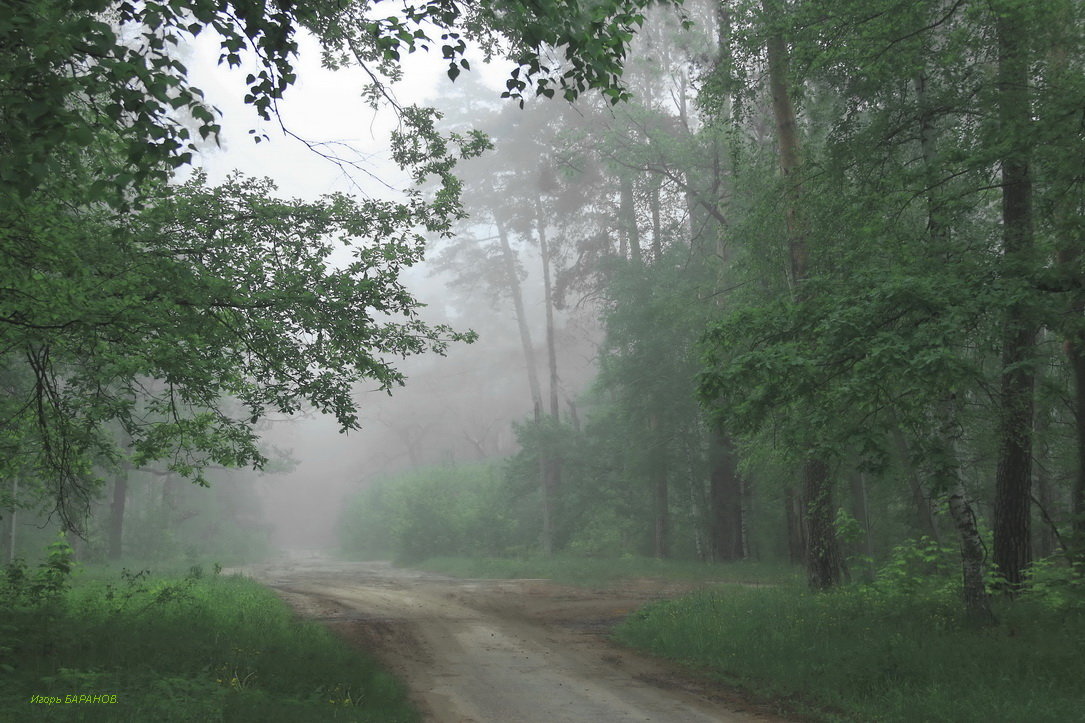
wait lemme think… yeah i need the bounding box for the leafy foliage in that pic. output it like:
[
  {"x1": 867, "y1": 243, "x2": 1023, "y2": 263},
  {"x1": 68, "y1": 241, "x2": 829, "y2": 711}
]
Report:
[
  {"x1": 1, "y1": 0, "x2": 687, "y2": 207},
  {"x1": 1, "y1": 533, "x2": 76, "y2": 610},
  {"x1": 1, "y1": 0, "x2": 689, "y2": 525},
  {"x1": 340, "y1": 462, "x2": 516, "y2": 563},
  {"x1": 2, "y1": 137, "x2": 482, "y2": 521}
]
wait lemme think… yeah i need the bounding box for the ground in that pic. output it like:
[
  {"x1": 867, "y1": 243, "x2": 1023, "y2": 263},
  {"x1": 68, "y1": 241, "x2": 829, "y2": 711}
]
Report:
[{"x1": 235, "y1": 554, "x2": 794, "y2": 723}]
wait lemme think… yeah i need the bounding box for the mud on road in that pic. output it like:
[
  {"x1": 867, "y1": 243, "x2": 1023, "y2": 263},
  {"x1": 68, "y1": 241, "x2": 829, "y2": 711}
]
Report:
[{"x1": 237, "y1": 556, "x2": 789, "y2": 723}]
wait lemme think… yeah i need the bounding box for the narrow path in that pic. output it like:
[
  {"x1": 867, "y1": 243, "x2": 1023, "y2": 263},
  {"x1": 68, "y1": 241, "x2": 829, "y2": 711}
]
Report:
[{"x1": 237, "y1": 556, "x2": 789, "y2": 723}]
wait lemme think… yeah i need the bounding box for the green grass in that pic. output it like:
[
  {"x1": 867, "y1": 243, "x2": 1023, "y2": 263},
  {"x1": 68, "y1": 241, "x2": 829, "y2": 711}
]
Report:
[
  {"x1": 1, "y1": 567, "x2": 417, "y2": 722},
  {"x1": 614, "y1": 584, "x2": 1085, "y2": 722},
  {"x1": 412, "y1": 554, "x2": 799, "y2": 587},
  {"x1": 414, "y1": 555, "x2": 1085, "y2": 721}
]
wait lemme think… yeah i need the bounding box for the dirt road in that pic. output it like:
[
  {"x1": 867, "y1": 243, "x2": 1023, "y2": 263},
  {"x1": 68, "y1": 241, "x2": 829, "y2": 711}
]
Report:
[{"x1": 238, "y1": 555, "x2": 788, "y2": 723}]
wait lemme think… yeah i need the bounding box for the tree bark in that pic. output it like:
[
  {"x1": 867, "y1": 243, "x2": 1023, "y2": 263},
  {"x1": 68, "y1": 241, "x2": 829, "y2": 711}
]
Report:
[
  {"x1": 1033, "y1": 423, "x2": 1057, "y2": 560},
  {"x1": 849, "y1": 470, "x2": 874, "y2": 564},
  {"x1": 784, "y1": 486, "x2": 804, "y2": 565},
  {"x1": 650, "y1": 414, "x2": 669, "y2": 558},
  {"x1": 1067, "y1": 339, "x2": 1085, "y2": 558},
  {"x1": 709, "y1": 429, "x2": 745, "y2": 560},
  {"x1": 762, "y1": 0, "x2": 840, "y2": 588},
  {"x1": 6, "y1": 477, "x2": 16, "y2": 563},
  {"x1": 537, "y1": 203, "x2": 561, "y2": 424},
  {"x1": 162, "y1": 470, "x2": 184, "y2": 533},
  {"x1": 936, "y1": 397, "x2": 995, "y2": 623},
  {"x1": 700, "y1": 4, "x2": 748, "y2": 564},
  {"x1": 649, "y1": 176, "x2": 663, "y2": 261},
  {"x1": 947, "y1": 478, "x2": 995, "y2": 624},
  {"x1": 914, "y1": 62, "x2": 995, "y2": 618},
  {"x1": 619, "y1": 173, "x2": 643, "y2": 265},
  {"x1": 107, "y1": 472, "x2": 127, "y2": 560},
  {"x1": 802, "y1": 458, "x2": 841, "y2": 590},
  {"x1": 1045, "y1": 4, "x2": 1085, "y2": 564},
  {"x1": 496, "y1": 219, "x2": 544, "y2": 414},
  {"x1": 536, "y1": 199, "x2": 562, "y2": 554},
  {"x1": 497, "y1": 216, "x2": 553, "y2": 551},
  {"x1": 762, "y1": 17, "x2": 804, "y2": 280},
  {"x1": 992, "y1": 5, "x2": 1036, "y2": 591},
  {"x1": 892, "y1": 427, "x2": 942, "y2": 542}
]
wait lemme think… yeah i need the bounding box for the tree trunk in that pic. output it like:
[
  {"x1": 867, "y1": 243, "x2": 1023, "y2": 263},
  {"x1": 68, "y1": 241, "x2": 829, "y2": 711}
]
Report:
[
  {"x1": 784, "y1": 486, "x2": 804, "y2": 565},
  {"x1": 649, "y1": 176, "x2": 663, "y2": 260},
  {"x1": 700, "y1": 4, "x2": 746, "y2": 564},
  {"x1": 619, "y1": 173, "x2": 643, "y2": 265},
  {"x1": 947, "y1": 478, "x2": 996, "y2": 624},
  {"x1": 709, "y1": 429, "x2": 744, "y2": 560},
  {"x1": 537, "y1": 204, "x2": 561, "y2": 423},
  {"x1": 1067, "y1": 340, "x2": 1085, "y2": 558},
  {"x1": 107, "y1": 473, "x2": 128, "y2": 560},
  {"x1": 686, "y1": 439, "x2": 707, "y2": 560},
  {"x1": 650, "y1": 414, "x2": 669, "y2": 559},
  {"x1": 849, "y1": 470, "x2": 874, "y2": 564},
  {"x1": 992, "y1": 5, "x2": 1036, "y2": 591},
  {"x1": 762, "y1": 0, "x2": 840, "y2": 588},
  {"x1": 936, "y1": 398, "x2": 995, "y2": 623},
  {"x1": 802, "y1": 458, "x2": 840, "y2": 590},
  {"x1": 914, "y1": 70, "x2": 943, "y2": 243},
  {"x1": 6, "y1": 476, "x2": 16, "y2": 563},
  {"x1": 913, "y1": 61, "x2": 996, "y2": 617},
  {"x1": 162, "y1": 471, "x2": 182, "y2": 534},
  {"x1": 497, "y1": 216, "x2": 553, "y2": 553},
  {"x1": 993, "y1": 338, "x2": 1036, "y2": 591},
  {"x1": 496, "y1": 219, "x2": 544, "y2": 413},
  {"x1": 536, "y1": 200, "x2": 562, "y2": 553},
  {"x1": 1034, "y1": 433, "x2": 1057, "y2": 560},
  {"x1": 1045, "y1": 4, "x2": 1085, "y2": 563},
  {"x1": 892, "y1": 427, "x2": 942, "y2": 542},
  {"x1": 762, "y1": 16, "x2": 804, "y2": 280},
  {"x1": 567, "y1": 399, "x2": 581, "y2": 434}
]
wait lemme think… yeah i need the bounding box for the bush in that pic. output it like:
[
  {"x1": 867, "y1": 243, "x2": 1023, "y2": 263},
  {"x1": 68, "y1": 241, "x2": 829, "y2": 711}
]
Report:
[{"x1": 339, "y1": 462, "x2": 517, "y2": 563}]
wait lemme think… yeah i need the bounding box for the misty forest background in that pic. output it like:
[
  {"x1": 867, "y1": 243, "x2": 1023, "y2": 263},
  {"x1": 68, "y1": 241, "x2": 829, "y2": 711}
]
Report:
[
  {"x1": 6, "y1": 1, "x2": 1085, "y2": 718},
  {"x1": 7, "y1": 0, "x2": 1085, "y2": 617}
]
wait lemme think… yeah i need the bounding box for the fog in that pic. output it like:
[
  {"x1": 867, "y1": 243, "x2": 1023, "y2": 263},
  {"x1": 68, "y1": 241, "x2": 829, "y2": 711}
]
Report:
[
  {"x1": 179, "y1": 31, "x2": 604, "y2": 552},
  {"x1": 13, "y1": 4, "x2": 1084, "y2": 720}
]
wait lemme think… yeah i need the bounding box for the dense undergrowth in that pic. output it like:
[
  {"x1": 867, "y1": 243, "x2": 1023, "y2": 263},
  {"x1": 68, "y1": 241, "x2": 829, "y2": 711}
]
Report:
[
  {"x1": 1, "y1": 537, "x2": 416, "y2": 722},
  {"x1": 615, "y1": 583, "x2": 1085, "y2": 722}
]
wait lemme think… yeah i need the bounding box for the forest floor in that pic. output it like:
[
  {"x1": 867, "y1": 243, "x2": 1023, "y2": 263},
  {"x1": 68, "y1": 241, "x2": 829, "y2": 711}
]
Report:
[{"x1": 234, "y1": 553, "x2": 793, "y2": 723}]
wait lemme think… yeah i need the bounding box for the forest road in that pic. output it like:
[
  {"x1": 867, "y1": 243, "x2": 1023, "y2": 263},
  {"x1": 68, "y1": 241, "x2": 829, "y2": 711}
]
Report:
[{"x1": 236, "y1": 555, "x2": 789, "y2": 723}]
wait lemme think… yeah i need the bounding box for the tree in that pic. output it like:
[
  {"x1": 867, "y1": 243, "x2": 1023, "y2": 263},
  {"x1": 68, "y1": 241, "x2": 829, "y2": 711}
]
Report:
[
  {"x1": 3, "y1": 162, "x2": 481, "y2": 525},
  {"x1": 1040, "y1": 1, "x2": 1085, "y2": 563},
  {"x1": 1, "y1": 0, "x2": 684, "y2": 523},
  {"x1": 990, "y1": 0, "x2": 1039, "y2": 592},
  {"x1": 691, "y1": 0, "x2": 1085, "y2": 613},
  {"x1": 698, "y1": 0, "x2": 997, "y2": 600},
  {"x1": 2, "y1": 0, "x2": 685, "y2": 206}
]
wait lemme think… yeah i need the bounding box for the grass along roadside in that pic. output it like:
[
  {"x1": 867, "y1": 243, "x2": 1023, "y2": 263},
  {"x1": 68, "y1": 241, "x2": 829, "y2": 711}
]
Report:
[
  {"x1": 615, "y1": 583, "x2": 1085, "y2": 722},
  {"x1": 410, "y1": 554, "x2": 799, "y2": 587},
  {"x1": 411, "y1": 554, "x2": 1085, "y2": 722},
  {"x1": 2, "y1": 560, "x2": 417, "y2": 722}
]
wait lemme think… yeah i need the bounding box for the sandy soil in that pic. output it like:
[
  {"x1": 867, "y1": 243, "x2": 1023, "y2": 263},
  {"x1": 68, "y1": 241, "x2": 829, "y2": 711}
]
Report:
[{"x1": 235, "y1": 554, "x2": 791, "y2": 723}]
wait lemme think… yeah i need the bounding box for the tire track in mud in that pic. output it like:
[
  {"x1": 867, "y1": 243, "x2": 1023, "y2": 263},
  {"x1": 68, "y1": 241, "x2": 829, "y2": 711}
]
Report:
[{"x1": 238, "y1": 557, "x2": 791, "y2": 723}]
